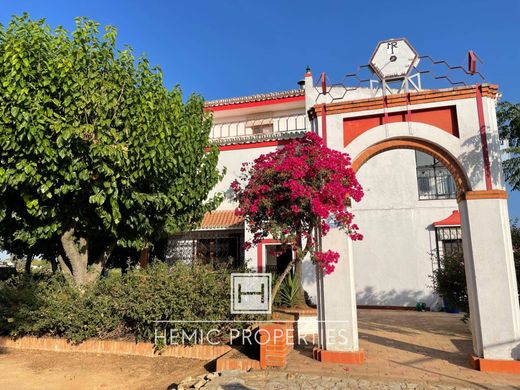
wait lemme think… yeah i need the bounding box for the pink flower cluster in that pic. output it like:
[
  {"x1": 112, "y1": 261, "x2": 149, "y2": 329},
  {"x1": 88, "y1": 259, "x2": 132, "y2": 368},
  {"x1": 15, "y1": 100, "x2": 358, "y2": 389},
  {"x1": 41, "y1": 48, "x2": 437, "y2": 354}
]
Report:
[
  {"x1": 314, "y1": 250, "x2": 340, "y2": 275},
  {"x1": 232, "y1": 132, "x2": 364, "y2": 275}
]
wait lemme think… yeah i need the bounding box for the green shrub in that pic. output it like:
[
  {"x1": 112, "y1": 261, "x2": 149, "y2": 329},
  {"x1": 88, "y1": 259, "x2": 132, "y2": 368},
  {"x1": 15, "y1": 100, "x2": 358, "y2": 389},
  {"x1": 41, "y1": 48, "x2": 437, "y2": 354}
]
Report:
[
  {"x1": 431, "y1": 251, "x2": 468, "y2": 313},
  {"x1": 0, "y1": 262, "x2": 253, "y2": 344},
  {"x1": 274, "y1": 273, "x2": 302, "y2": 307}
]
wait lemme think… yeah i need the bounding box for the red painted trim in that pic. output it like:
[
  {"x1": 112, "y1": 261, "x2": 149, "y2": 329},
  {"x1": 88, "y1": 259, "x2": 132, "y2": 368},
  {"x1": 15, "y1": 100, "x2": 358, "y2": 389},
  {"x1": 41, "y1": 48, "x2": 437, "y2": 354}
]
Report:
[
  {"x1": 433, "y1": 210, "x2": 460, "y2": 227},
  {"x1": 206, "y1": 95, "x2": 304, "y2": 112},
  {"x1": 469, "y1": 354, "x2": 520, "y2": 374},
  {"x1": 475, "y1": 85, "x2": 492, "y2": 190},
  {"x1": 321, "y1": 104, "x2": 328, "y2": 145},
  {"x1": 257, "y1": 245, "x2": 263, "y2": 273},
  {"x1": 343, "y1": 106, "x2": 459, "y2": 147},
  {"x1": 217, "y1": 139, "x2": 293, "y2": 151},
  {"x1": 256, "y1": 239, "x2": 280, "y2": 273},
  {"x1": 313, "y1": 348, "x2": 365, "y2": 364}
]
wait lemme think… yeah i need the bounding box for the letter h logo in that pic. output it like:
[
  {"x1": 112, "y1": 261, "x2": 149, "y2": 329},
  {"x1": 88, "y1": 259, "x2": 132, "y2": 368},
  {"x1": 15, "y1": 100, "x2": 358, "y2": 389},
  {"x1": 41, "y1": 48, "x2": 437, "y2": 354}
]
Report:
[{"x1": 231, "y1": 273, "x2": 271, "y2": 314}]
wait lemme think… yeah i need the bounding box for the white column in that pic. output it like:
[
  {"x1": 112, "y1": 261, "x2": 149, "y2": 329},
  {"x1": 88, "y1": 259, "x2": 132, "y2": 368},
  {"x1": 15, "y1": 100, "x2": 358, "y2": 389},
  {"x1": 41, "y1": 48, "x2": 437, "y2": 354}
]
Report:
[
  {"x1": 459, "y1": 197, "x2": 520, "y2": 360},
  {"x1": 316, "y1": 227, "x2": 359, "y2": 351}
]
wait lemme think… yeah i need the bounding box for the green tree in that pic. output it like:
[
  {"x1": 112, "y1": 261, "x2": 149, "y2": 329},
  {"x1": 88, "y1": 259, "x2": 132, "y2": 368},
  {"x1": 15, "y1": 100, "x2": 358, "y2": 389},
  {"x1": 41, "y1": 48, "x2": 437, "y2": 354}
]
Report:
[
  {"x1": 509, "y1": 220, "x2": 520, "y2": 294},
  {"x1": 0, "y1": 15, "x2": 222, "y2": 285},
  {"x1": 497, "y1": 100, "x2": 520, "y2": 189}
]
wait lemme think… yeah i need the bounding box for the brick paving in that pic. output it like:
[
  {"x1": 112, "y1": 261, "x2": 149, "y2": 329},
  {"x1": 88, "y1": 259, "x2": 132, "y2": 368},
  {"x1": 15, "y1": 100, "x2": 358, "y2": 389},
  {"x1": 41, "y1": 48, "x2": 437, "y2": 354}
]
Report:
[{"x1": 193, "y1": 310, "x2": 520, "y2": 389}]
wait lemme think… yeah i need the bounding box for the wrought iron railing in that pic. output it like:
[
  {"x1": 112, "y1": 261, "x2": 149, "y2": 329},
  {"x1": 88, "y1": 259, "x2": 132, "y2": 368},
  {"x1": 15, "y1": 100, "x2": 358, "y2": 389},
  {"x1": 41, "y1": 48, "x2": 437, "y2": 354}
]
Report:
[
  {"x1": 417, "y1": 166, "x2": 456, "y2": 200},
  {"x1": 210, "y1": 113, "x2": 307, "y2": 144}
]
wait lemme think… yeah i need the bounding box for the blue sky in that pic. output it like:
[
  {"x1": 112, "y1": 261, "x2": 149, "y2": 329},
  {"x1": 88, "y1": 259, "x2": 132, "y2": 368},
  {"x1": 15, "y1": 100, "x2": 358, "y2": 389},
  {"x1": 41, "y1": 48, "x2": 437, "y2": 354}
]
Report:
[{"x1": 2, "y1": 0, "x2": 520, "y2": 216}]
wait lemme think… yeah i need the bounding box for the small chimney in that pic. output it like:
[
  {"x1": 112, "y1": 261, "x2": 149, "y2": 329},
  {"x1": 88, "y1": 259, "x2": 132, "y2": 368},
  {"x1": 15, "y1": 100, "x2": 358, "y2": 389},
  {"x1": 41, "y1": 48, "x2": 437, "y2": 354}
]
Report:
[{"x1": 297, "y1": 79, "x2": 305, "y2": 90}]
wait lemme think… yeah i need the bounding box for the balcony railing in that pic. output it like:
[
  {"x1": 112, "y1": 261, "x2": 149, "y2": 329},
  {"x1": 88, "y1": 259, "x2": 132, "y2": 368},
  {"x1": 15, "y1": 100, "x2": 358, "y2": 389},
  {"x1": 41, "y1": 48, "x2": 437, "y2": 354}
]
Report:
[{"x1": 210, "y1": 113, "x2": 307, "y2": 144}]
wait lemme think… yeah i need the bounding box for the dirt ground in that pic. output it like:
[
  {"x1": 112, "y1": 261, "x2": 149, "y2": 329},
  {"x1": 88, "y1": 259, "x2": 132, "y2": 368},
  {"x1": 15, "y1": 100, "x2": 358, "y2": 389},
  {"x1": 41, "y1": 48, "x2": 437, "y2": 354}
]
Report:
[
  {"x1": 0, "y1": 348, "x2": 208, "y2": 390},
  {"x1": 1, "y1": 310, "x2": 519, "y2": 389}
]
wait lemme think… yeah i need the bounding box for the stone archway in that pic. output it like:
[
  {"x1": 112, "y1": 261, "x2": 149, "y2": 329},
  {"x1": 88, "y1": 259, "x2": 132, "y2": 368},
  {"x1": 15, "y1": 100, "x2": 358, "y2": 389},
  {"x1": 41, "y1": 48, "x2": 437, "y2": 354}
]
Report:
[
  {"x1": 302, "y1": 44, "x2": 520, "y2": 370},
  {"x1": 352, "y1": 137, "x2": 471, "y2": 200},
  {"x1": 315, "y1": 132, "x2": 520, "y2": 369}
]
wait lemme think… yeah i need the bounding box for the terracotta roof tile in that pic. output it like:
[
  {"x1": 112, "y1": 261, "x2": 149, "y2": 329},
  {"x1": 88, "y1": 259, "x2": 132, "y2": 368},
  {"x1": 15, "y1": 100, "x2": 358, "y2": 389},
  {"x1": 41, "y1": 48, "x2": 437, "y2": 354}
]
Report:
[
  {"x1": 205, "y1": 89, "x2": 304, "y2": 108},
  {"x1": 200, "y1": 210, "x2": 244, "y2": 230}
]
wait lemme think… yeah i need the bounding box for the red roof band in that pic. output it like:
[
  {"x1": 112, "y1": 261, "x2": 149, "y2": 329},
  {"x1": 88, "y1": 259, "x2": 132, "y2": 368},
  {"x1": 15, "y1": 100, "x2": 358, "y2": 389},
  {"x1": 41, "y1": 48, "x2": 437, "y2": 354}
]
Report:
[{"x1": 433, "y1": 210, "x2": 460, "y2": 227}]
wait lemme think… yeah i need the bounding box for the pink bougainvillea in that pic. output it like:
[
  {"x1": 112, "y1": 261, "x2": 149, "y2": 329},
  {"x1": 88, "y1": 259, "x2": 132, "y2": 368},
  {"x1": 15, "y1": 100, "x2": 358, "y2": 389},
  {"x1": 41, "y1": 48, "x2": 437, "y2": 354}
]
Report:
[
  {"x1": 232, "y1": 132, "x2": 363, "y2": 276},
  {"x1": 314, "y1": 250, "x2": 340, "y2": 275}
]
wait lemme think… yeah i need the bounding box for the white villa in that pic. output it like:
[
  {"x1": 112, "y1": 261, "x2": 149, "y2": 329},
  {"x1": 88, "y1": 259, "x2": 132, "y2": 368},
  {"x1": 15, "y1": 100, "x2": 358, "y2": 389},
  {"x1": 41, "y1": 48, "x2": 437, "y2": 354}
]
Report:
[
  {"x1": 165, "y1": 38, "x2": 520, "y2": 366},
  {"x1": 167, "y1": 74, "x2": 466, "y2": 309}
]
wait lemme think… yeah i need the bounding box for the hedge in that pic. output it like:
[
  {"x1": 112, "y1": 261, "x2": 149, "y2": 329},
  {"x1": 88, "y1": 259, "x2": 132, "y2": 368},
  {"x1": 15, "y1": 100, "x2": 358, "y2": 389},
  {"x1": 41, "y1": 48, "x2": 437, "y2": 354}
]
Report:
[{"x1": 0, "y1": 262, "x2": 253, "y2": 344}]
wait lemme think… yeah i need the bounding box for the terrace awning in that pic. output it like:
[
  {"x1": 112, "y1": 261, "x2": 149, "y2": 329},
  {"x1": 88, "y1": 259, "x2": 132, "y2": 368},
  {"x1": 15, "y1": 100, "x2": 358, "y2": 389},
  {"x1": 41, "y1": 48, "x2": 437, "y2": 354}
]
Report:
[{"x1": 433, "y1": 210, "x2": 460, "y2": 227}]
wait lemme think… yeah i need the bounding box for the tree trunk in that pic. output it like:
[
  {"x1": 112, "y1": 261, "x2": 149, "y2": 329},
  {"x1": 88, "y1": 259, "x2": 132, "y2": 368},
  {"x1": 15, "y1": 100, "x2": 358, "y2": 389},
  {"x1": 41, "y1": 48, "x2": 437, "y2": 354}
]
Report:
[
  {"x1": 59, "y1": 227, "x2": 115, "y2": 286},
  {"x1": 271, "y1": 233, "x2": 311, "y2": 308},
  {"x1": 50, "y1": 258, "x2": 58, "y2": 273},
  {"x1": 139, "y1": 247, "x2": 149, "y2": 268},
  {"x1": 60, "y1": 228, "x2": 88, "y2": 285},
  {"x1": 293, "y1": 258, "x2": 307, "y2": 307},
  {"x1": 24, "y1": 254, "x2": 33, "y2": 274}
]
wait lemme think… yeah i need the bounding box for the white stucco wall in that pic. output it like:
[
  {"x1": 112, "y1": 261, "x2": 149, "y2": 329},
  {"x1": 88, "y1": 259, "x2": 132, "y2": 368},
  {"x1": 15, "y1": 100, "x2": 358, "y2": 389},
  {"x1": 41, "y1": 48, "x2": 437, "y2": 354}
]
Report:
[
  {"x1": 300, "y1": 149, "x2": 458, "y2": 308},
  {"x1": 209, "y1": 89, "x2": 476, "y2": 308},
  {"x1": 211, "y1": 125, "x2": 461, "y2": 308},
  {"x1": 210, "y1": 145, "x2": 274, "y2": 210},
  {"x1": 209, "y1": 145, "x2": 276, "y2": 270},
  {"x1": 351, "y1": 149, "x2": 458, "y2": 307}
]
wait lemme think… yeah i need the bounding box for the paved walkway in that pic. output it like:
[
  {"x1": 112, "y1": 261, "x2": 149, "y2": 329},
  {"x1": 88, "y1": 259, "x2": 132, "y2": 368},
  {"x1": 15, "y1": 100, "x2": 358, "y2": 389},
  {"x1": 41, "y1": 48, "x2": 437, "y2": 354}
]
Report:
[
  {"x1": 191, "y1": 310, "x2": 520, "y2": 389},
  {"x1": 200, "y1": 371, "x2": 478, "y2": 389}
]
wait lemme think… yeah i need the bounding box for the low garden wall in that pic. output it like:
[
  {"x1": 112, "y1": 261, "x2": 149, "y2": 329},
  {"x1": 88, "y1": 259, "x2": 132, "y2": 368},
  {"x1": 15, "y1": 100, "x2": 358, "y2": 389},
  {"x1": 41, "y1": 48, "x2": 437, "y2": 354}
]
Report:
[{"x1": 0, "y1": 336, "x2": 231, "y2": 360}]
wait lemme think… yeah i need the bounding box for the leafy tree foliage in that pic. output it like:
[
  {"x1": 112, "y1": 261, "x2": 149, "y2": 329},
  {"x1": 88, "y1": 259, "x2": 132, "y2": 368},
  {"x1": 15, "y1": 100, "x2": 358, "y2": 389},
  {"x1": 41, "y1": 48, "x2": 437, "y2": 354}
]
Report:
[
  {"x1": 497, "y1": 101, "x2": 520, "y2": 189},
  {"x1": 509, "y1": 220, "x2": 520, "y2": 294},
  {"x1": 0, "y1": 15, "x2": 222, "y2": 285},
  {"x1": 232, "y1": 133, "x2": 363, "y2": 304}
]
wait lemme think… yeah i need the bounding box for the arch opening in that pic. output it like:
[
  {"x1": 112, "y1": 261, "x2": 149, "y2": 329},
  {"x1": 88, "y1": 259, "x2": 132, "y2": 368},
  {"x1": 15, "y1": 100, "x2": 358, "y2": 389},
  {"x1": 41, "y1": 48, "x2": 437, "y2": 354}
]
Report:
[{"x1": 351, "y1": 137, "x2": 471, "y2": 201}]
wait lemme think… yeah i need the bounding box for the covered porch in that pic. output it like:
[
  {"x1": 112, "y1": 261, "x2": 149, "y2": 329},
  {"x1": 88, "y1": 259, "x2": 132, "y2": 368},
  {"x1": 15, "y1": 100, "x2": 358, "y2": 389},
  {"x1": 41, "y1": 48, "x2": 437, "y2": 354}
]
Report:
[{"x1": 166, "y1": 210, "x2": 245, "y2": 268}]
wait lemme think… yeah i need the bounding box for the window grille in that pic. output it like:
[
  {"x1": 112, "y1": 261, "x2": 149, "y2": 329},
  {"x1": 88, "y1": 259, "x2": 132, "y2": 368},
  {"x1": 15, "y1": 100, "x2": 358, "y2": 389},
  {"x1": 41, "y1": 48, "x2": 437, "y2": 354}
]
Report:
[
  {"x1": 416, "y1": 151, "x2": 457, "y2": 200},
  {"x1": 166, "y1": 230, "x2": 244, "y2": 269},
  {"x1": 434, "y1": 225, "x2": 463, "y2": 263}
]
